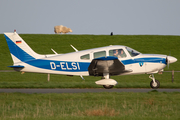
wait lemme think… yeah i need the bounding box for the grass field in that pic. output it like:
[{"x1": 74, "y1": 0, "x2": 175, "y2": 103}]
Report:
[
  {"x1": 0, "y1": 34, "x2": 180, "y2": 88},
  {"x1": 0, "y1": 34, "x2": 180, "y2": 120},
  {"x1": 0, "y1": 72, "x2": 180, "y2": 88},
  {"x1": 0, "y1": 92, "x2": 180, "y2": 120}
]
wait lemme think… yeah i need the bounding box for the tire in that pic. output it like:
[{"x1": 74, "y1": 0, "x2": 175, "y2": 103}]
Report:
[
  {"x1": 103, "y1": 85, "x2": 114, "y2": 89},
  {"x1": 150, "y1": 80, "x2": 160, "y2": 89}
]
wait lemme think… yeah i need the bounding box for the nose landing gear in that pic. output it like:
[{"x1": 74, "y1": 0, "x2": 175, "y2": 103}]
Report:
[{"x1": 149, "y1": 74, "x2": 160, "y2": 89}]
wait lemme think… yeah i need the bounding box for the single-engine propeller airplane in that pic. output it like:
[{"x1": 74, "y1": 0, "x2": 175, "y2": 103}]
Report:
[{"x1": 4, "y1": 31, "x2": 177, "y2": 89}]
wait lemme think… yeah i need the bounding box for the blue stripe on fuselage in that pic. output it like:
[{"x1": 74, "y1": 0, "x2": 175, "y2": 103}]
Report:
[
  {"x1": 25, "y1": 59, "x2": 90, "y2": 72},
  {"x1": 121, "y1": 57, "x2": 166, "y2": 65},
  {"x1": 25, "y1": 57, "x2": 166, "y2": 72}
]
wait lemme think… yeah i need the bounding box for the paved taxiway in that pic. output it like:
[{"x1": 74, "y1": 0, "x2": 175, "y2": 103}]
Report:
[{"x1": 0, "y1": 89, "x2": 180, "y2": 94}]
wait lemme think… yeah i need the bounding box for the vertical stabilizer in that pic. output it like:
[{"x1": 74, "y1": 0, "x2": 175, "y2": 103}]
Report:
[{"x1": 4, "y1": 32, "x2": 44, "y2": 64}]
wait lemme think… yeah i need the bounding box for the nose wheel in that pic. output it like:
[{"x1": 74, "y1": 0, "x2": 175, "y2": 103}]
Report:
[{"x1": 149, "y1": 74, "x2": 160, "y2": 89}]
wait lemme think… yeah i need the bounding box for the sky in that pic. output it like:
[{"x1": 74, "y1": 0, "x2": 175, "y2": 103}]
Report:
[{"x1": 0, "y1": 0, "x2": 180, "y2": 35}]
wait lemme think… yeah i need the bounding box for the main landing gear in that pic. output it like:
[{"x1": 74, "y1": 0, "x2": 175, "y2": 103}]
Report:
[
  {"x1": 103, "y1": 85, "x2": 114, "y2": 89},
  {"x1": 95, "y1": 73, "x2": 118, "y2": 89},
  {"x1": 149, "y1": 74, "x2": 160, "y2": 89}
]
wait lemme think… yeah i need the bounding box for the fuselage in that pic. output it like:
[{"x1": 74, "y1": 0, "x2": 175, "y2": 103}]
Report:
[{"x1": 17, "y1": 45, "x2": 172, "y2": 76}]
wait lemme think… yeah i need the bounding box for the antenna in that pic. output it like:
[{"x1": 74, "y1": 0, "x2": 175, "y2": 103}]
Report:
[
  {"x1": 51, "y1": 48, "x2": 58, "y2": 54},
  {"x1": 70, "y1": 45, "x2": 78, "y2": 52}
]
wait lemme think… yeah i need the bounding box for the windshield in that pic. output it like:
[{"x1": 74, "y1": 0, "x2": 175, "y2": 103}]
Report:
[{"x1": 126, "y1": 47, "x2": 141, "y2": 57}]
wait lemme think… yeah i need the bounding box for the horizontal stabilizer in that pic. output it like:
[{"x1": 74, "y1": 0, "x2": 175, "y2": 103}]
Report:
[{"x1": 8, "y1": 65, "x2": 24, "y2": 68}]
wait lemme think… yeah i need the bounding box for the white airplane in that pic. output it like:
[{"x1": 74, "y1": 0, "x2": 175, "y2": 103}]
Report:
[{"x1": 4, "y1": 31, "x2": 177, "y2": 89}]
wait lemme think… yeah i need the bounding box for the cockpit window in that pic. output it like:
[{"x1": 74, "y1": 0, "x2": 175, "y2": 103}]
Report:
[
  {"x1": 80, "y1": 54, "x2": 90, "y2": 60},
  {"x1": 109, "y1": 49, "x2": 127, "y2": 58},
  {"x1": 126, "y1": 47, "x2": 140, "y2": 57},
  {"x1": 94, "y1": 51, "x2": 106, "y2": 58}
]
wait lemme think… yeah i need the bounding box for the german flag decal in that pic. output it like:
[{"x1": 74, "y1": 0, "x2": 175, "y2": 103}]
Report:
[{"x1": 16, "y1": 41, "x2": 22, "y2": 44}]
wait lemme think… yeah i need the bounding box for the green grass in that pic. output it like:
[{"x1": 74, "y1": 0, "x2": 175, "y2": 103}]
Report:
[
  {"x1": 1, "y1": 34, "x2": 180, "y2": 120},
  {"x1": 0, "y1": 34, "x2": 180, "y2": 88},
  {"x1": 0, "y1": 72, "x2": 179, "y2": 88},
  {"x1": 0, "y1": 92, "x2": 180, "y2": 120}
]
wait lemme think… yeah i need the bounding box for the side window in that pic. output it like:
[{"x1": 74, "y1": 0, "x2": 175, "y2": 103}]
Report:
[
  {"x1": 109, "y1": 49, "x2": 127, "y2": 58},
  {"x1": 80, "y1": 54, "x2": 90, "y2": 60},
  {"x1": 94, "y1": 51, "x2": 106, "y2": 58}
]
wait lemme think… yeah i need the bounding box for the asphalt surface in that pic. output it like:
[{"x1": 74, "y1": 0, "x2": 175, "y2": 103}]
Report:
[
  {"x1": 1, "y1": 70, "x2": 180, "y2": 72},
  {"x1": 0, "y1": 89, "x2": 180, "y2": 94}
]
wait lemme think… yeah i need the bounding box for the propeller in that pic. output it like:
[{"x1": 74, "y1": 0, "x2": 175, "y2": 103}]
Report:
[
  {"x1": 165, "y1": 55, "x2": 177, "y2": 69},
  {"x1": 166, "y1": 56, "x2": 170, "y2": 69}
]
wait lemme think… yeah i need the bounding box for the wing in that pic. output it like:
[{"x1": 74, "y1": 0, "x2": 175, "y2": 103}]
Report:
[{"x1": 88, "y1": 56, "x2": 131, "y2": 76}]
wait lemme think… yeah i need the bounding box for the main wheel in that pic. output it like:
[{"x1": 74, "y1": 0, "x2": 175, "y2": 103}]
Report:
[
  {"x1": 150, "y1": 80, "x2": 160, "y2": 89},
  {"x1": 103, "y1": 85, "x2": 114, "y2": 89}
]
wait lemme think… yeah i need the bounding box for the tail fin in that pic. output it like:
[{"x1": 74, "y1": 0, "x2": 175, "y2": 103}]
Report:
[{"x1": 4, "y1": 32, "x2": 44, "y2": 64}]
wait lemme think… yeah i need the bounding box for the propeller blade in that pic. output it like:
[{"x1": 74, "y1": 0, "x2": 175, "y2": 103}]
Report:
[
  {"x1": 166, "y1": 56, "x2": 169, "y2": 69},
  {"x1": 166, "y1": 55, "x2": 177, "y2": 69}
]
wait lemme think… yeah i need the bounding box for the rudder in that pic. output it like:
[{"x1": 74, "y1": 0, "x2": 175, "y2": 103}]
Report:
[{"x1": 4, "y1": 32, "x2": 44, "y2": 64}]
